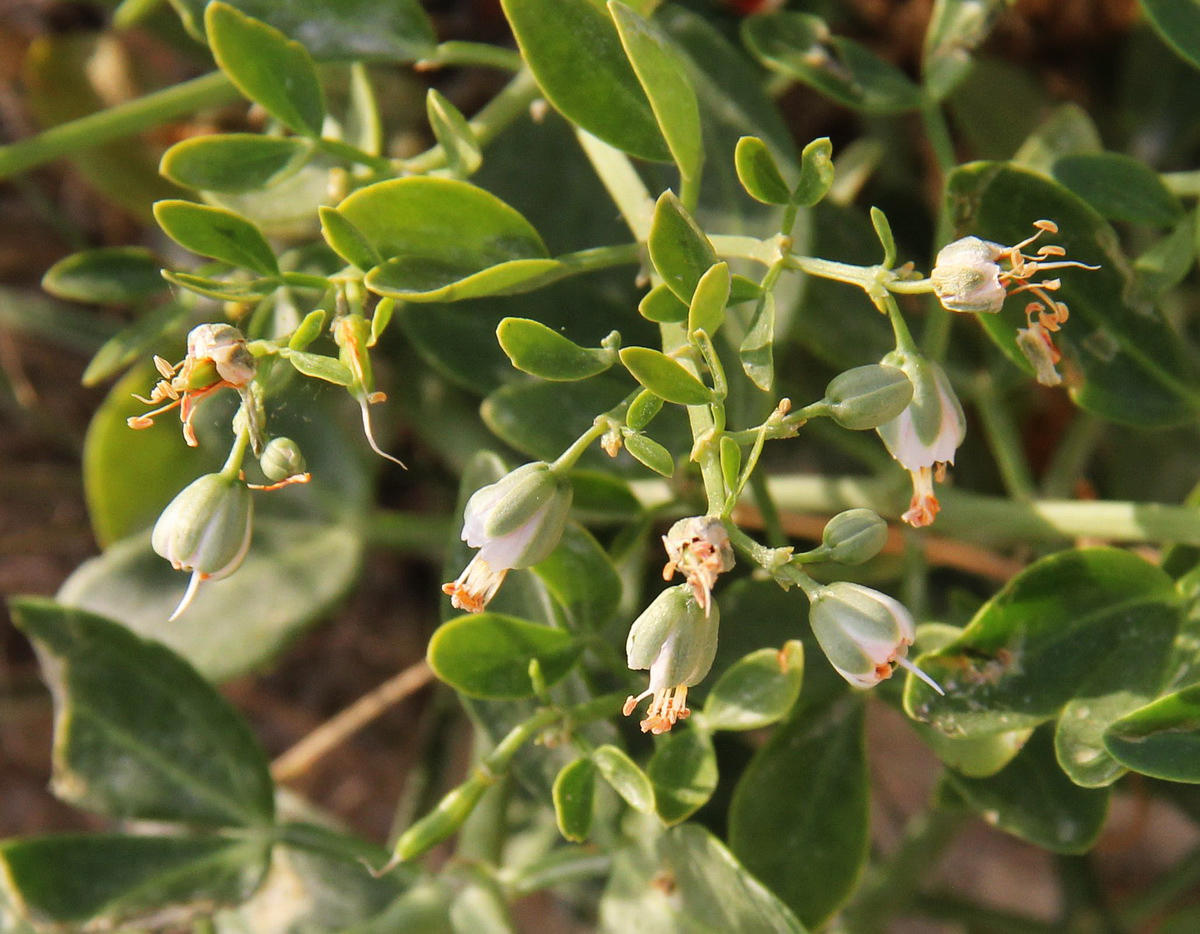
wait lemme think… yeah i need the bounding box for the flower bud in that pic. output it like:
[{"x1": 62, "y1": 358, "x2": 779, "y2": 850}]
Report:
[
  {"x1": 875, "y1": 351, "x2": 965, "y2": 528},
  {"x1": 152, "y1": 473, "x2": 253, "y2": 620},
  {"x1": 821, "y1": 509, "x2": 888, "y2": 565},
  {"x1": 661, "y1": 516, "x2": 734, "y2": 615},
  {"x1": 443, "y1": 463, "x2": 573, "y2": 614},
  {"x1": 389, "y1": 773, "x2": 489, "y2": 864},
  {"x1": 623, "y1": 585, "x2": 719, "y2": 734},
  {"x1": 260, "y1": 437, "x2": 306, "y2": 481},
  {"x1": 809, "y1": 581, "x2": 941, "y2": 693},
  {"x1": 823, "y1": 364, "x2": 914, "y2": 430}
]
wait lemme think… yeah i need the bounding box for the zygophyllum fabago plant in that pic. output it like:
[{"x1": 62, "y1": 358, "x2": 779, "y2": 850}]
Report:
[{"x1": 6, "y1": 0, "x2": 1200, "y2": 931}]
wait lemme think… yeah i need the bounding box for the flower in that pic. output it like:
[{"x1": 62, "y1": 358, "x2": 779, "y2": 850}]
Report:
[
  {"x1": 152, "y1": 472, "x2": 253, "y2": 621},
  {"x1": 623, "y1": 585, "x2": 719, "y2": 734},
  {"x1": 808, "y1": 581, "x2": 942, "y2": 693},
  {"x1": 660, "y1": 516, "x2": 734, "y2": 615},
  {"x1": 128, "y1": 323, "x2": 256, "y2": 446},
  {"x1": 875, "y1": 351, "x2": 965, "y2": 528},
  {"x1": 442, "y1": 462, "x2": 573, "y2": 613}
]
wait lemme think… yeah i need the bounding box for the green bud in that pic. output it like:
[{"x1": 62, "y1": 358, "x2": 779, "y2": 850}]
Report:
[
  {"x1": 821, "y1": 509, "x2": 888, "y2": 565},
  {"x1": 390, "y1": 774, "x2": 489, "y2": 863},
  {"x1": 824, "y1": 364, "x2": 914, "y2": 430},
  {"x1": 259, "y1": 437, "x2": 306, "y2": 481}
]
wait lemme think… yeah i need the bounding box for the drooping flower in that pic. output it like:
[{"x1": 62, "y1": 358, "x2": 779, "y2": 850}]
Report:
[
  {"x1": 152, "y1": 472, "x2": 253, "y2": 621},
  {"x1": 808, "y1": 581, "x2": 942, "y2": 693},
  {"x1": 128, "y1": 324, "x2": 256, "y2": 446},
  {"x1": 442, "y1": 462, "x2": 573, "y2": 613},
  {"x1": 623, "y1": 585, "x2": 719, "y2": 734},
  {"x1": 660, "y1": 516, "x2": 734, "y2": 616},
  {"x1": 875, "y1": 351, "x2": 965, "y2": 528}
]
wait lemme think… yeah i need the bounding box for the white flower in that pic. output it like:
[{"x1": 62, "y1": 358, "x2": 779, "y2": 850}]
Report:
[
  {"x1": 931, "y1": 236, "x2": 1007, "y2": 314},
  {"x1": 660, "y1": 516, "x2": 734, "y2": 616}
]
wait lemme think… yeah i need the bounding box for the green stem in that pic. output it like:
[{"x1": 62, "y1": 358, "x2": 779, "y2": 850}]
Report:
[
  {"x1": 712, "y1": 234, "x2": 779, "y2": 266},
  {"x1": 314, "y1": 138, "x2": 395, "y2": 174},
  {"x1": 749, "y1": 470, "x2": 787, "y2": 548},
  {"x1": 788, "y1": 255, "x2": 876, "y2": 288},
  {"x1": 883, "y1": 293, "x2": 919, "y2": 354},
  {"x1": 552, "y1": 418, "x2": 614, "y2": 473},
  {"x1": 416, "y1": 41, "x2": 524, "y2": 73},
  {"x1": 367, "y1": 510, "x2": 453, "y2": 555},
  {"x1": 972, "y1": 372, "x2": 1036, "y2": 500},
  {"x1": 0, "y1": 72, "x2": 238, "y2": 179},
  {"x1": 920, "y1": 100, "x2": 957, "y2": 181},
  {"x1": 220, "y1": 424, "x2": 252, "y2": 480},
  {"x1": 1161, "y1": 169, "x2": 1200, "y2": 197},
  {"x1": 557, "y1": 242, "x2": 642, "y2": 272},
  {"x1": 577, "y1": 129, "x2": 655, "y2": 240}
]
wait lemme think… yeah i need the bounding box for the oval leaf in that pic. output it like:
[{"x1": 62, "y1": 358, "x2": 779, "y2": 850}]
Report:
[
  {"x1": 11, "y1": 598, "x2": 275, "y2": 826},
  {"x1": 638, "y1": 282, "x2": 688, "y2": 323},
  {"x1": 161, "y1": 134, "x2": 313, "y2": 194},
  {"x1": 620, "y1": 346, "x2": 713, "y2": 405},
  {"x1": 319, "y1": 206, "x2": 383, "y2": 272},
  {"x1": 735, "y1": 135, "x2": 791, "y2": 205},
  {"x1": 205, "y1": 2, "x2": 325, "y2": 136},
  {"x1": 1140, "y1": 0, "x2": 1200, "y2": 71},
  {"x1": 702, "y1": 642, "x2": 804, "y2": 732},
  {"x1": 1105, "y1": 683, "x2": 1200, "y2": 782},
  {"x1": 162, "y1": 270, "x2": 277, "y2": 302},
  {"x1": 592, "y1": 744, "x2": 656, "y2": 814},
  {"x1": 427, "y1": 88, "x2": 483, "y2": 177},
  {"x1": 154, "y1": 200, "x2": 279, "y2": 276},
  {"x1": 646, "y1": 726, "x2": 718, "y2": 825},
  {"x1": 623, "y1": 432, "x2": 675, "y2": 477},
  {"x1": 553, "y1": 757, "x2": 597, "y2": 842},
  {"x1": 647, "y1": 190, "x2": 717, "y2": 303},
  {"x1": 688, "y1": 262, "x2": 730, "y2": 337},
  {"x1": 501, "y1": 0, "x2": 670, "y2": 162},
  {"x1": 42, "y1": 247, "x2": 166, "y2": 304},
  {"x1": 428, "y1": 613, "x2": 581, "y2": 699},
  {"x1": 281, "y1": 348, "x2": 354, "y2": 385},
  {"x1": 1053, "y1": 152, "x2": 1183, "y2": 227},
  {"x1": 496, "y1": 317, "x2": 615, "y2": 381}
]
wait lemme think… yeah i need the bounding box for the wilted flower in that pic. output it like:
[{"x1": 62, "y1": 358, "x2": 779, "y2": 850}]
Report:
[
  {"x1": 623, "y1": 585, "x2": 719, "y2": 734},
  {"x1": 875, "y1": 351, "x2": 965, "y2": 528},
  {"x1": 442, "y1": 462, "x2": 573, "y2": 613},
  {"x1": 808, "y1": 581, "x2": 942, "y2": 693},
  {"x1": 152, "y1": 472, "x2": 253, "y2": 621},
  {"x1": 661, "y1": 516, "x2": 734, "y2": 616},
  {"x1": 129, "y1": 323, "x2": 256, "y2": 446}
]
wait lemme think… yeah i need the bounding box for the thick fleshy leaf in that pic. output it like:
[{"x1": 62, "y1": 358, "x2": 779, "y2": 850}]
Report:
[
  {"x1": 0, "y1": 834, "x2": 268, "y2": 930},
  {"x1": 946, "y1": 729, "x2": 1110, "y2": 853},
  {"x1": 496, "y1": 317, "x2": 615, "y2": 381},
  {"x1": 530, "y1": 522, "x2": 623, "y2": 629},
  {"x1": 619, "y1": 347, "x2": 713, "y2": 405},
  {"x1": 688, "y1": 262, "x2": 730, "y2": 338},
  {"x1": 592, "y1": 744, "x2": 656, "y2": 814},
  {"x1": 599, "y1": 824, "x2": 806, "y2": 934},
  {"x1": 742, "y1": 12, "x2": 922, "y2": 114},
  {"x1": 426, "y1": 89, "x2": 483, "y2": 178},
  {"x1": 427, "y1": 613, "x2": 581, "y2": 699},
  {"x1": 1139, "y1": 0, "x2": 1200, "y2": 71},
  {"x1": 281, "y1": 348, "x2": 354, "y2": 385},
  {"x1": 702, "y1": 642, "x2": 804, "y2": 732},
  {"x1": 623, "y1": 433, "x2": 675, "y2": 477},
  {"x1": 944, "y1": 162, "x2": 1200, "y2": 425},
  {"x1": 553, "y1": 757, "x2": 597, "y2": 842},
  {"x1": 739, "y1": 291, "x2": 775, "y2": 392},
  {"x1": 161, "y1": 134, "x2": 313, "y2": 194},
  {"x1": 647, "y1": 191, "x2": 717, "y2": 303},
  {"x1": 729, "y1": 698, "x2": 868, "y2": 928},
  {"x1": 42, "y1": 247, "x2": 166, "y2": 304},
  {"x1": 1105, "y1": 683, "x2": 1200, "y2": 782},
  {"x1": 501, "y1": 0, "x2": 670, "y2": 162},
  {"x1": 922, "y1": 0, "x2": 1009, "y2": 101},
  {"x1": 319, "y1": 206, "x2": 382, "y2": 272},
  {"x1": 638, "y1": 283, "x2": 689, "y2": 324},
  {"x1": 206, "y1": 2, "x2": 325, "y2": 137},
  {"x1": 905, "y1": 549, "x2": 1180, "y2": 776},
  {"x1": 1053, "y1": 153, "x2": 1183, "y2": 227},
  {"x1": 154, "y1": 200, "x2": 279, "y2": 277},
  {"x1": 610, "y1": 1, "x2": 703, "y2": 182},
  {"x1": 792, "y1": 137, "x2": 835, "y2": 208},
  {"x1": 368, "y1": 257, "x2": 565, "y2": 303},
  {"x1": 646, "y1": 726, "x2": 718, "y2": 825},
  {"x1": 170, "y1": 0, "x2": 436, "y2": 60},
  {"x1": 11, "y1": 598, "x2": 275, "y2": 825},
  {"x1": 734, "y1": 136, "x2": 791, "y2": 205}
]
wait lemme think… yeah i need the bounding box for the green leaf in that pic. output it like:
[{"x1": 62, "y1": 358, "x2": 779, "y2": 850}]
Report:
[
  {"x1": 1053, "y1": 153, "x2": 1184, "y2": 227},
  {"x1": 620, "y1": 347, "x2": 712, "y2": 405},
  {"x1": 162, "y1": 270, "x2": 278, "y2": 302},
  {"x1": 0, "y1": 834, "x2": 268, "y2": 930},
  {"x1": 646, "y1": 726, "x2": 718, "y2": 825},
  {"x1": 599, "y1": 824, "x2": 807, "y2": 934},
  {"x1": 905, "y1": 549, "x2": 1180, "y2": 785},
  {"x1": 739, "y1": 292, "x2": 775, "y2": 393},
  {"x1": 170, "y1": 0, "x2": 436, "y2": 61},
  {"x1": 1135, "y1": 217, "x2": 1197, "y2": 298},
  {"x1": 281, "y1": 348, "x2": 355, "y2": 385},
  {"x1": 742, "y1": 12, "x2": 922, "y2": 114},
  {"x1": 368, "y1": 257, "x2": 565, "y2": 303},
  {"x1": 500, "y1": 0, "x2": 670, "y2": 162},
  {"x1": 647, "y1": 190, "x2": 717, "y2": 303},
  {"x1": 427, "y1": 613, "x2": 581, "y2": 699},
  {"x1": 82, "y1": 302, "x2": 190, "y2": 387},
  {"x1": 792, "y1": 137, "x2": 835, "y2": 208},
  {"x1": 729, "y1": 698, "x2": 867, "y2": 929},
  {"x1": 944, "y1": 162, "x2": 1200, "y2": 425},
  {"x1": 624, "y1": 433, "x2": 676, "y2": 477},
  {"x1": 947, "y1": 728, "x2": 1109, "y2": 853},
  {"x1": 42, "y1": 247, "x2": 166, "y2": 304},
  {"x1": 688, "y1": 262, "x2": 730, "y2": 338},
  {"x1": 610, "y1": 1, "x2": 703, "y2": 182},
  {"x1": 11, "y1": 598, "x2": 275, "y2": 825},
  {"x1": 625, "y1": 391, "x2": 664, "y2": 432},
  {"x1": 922, "y1": 0, "x2": 1008, "y2": 101},
  {"x1": 319, "y1": 206, "x2": 384, "y2": 272},
  {"x1": 496, "y1": 317, "x2": 615, "y2": 381},
  {"x1": 639, "y1": 283, "x2": 689, "y2": 324},
  {"x1": 592, "y1": 744, "x2": 656, "y2": 814},
  {"x1": 154, "y1": 200, "x2": 279, "y2": 277},
  {"x1": 426, "y1": 89, "x2": 483, "y2": 177},
  {"x1": 702, "y1": 642, "x2": 804, "y2": 732},
  {"x1": 530, "y1": 522, "x2": 623, "y2": 629},
  {"x1": 1105, "y1": 683, "x2": 1200, "y2": 782},
  {"x1": 1013, "y1": 103, "x2": 1104, "y2": 174},
  {"x1": 161, "y1": 134, "x2": 313, "y2": 194},
  {"x1": 1139, "y1": 0, "x2": 1200, "y2": 71},
  {"x1": 205, "y1": 2, "x2": 325, "y2": 137},
  {"x1": 734, "y1": 136, "x2": 791, "y2": 205},
  {"x1": 553, "y1": 757, "x2": 597, "y2": 842}
]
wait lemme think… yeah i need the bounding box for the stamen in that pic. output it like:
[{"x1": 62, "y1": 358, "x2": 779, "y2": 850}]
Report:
[
  {"x1": 358, "y1": 401, "x2": 407, "y2": 468},
  {"x1": 169, "y1": 570, "x2": 206, "y2": 622},
  {"x1": 895, "y1": 656, "x2": 945, "y2": 695}
]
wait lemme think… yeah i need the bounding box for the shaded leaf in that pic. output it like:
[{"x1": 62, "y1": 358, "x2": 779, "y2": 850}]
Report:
[
  {"x1": 1105, "y1": 683, "x2": 1200, "y2": 782},
  {"x1": 154, "y1": 200, "x2": 280, "y2": 277},
  {"x1": 42, "y1": 247, "x2": 166, "y2": 304},
  {"x1": 553, "y1": 757, "x2": 597, "y2": 842},
  {"x1": 592, "y1": 744, "x2": 656, "y2": 814},
  {"x1": 1053, "y1": 152, "x2": 1183, "y2": 227},
  {"x1": 427, "y1": 89, "x2": 483, "y2": 177},
  {"x1": 646, "y1": 726, "x2": 718, "y2": 825},
  {"x1": 702, "y1": 642, "x2": 804, "y2": 732},
  {"x1": 161, "y1": 134, "x2": 314, "y2": 194},
  {"x1": 1139, "y1": 0, "x2": 1200, "y2": 72},
  {"x1": 428, "y1": 613, "x2": 581, "y2": 699}
]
